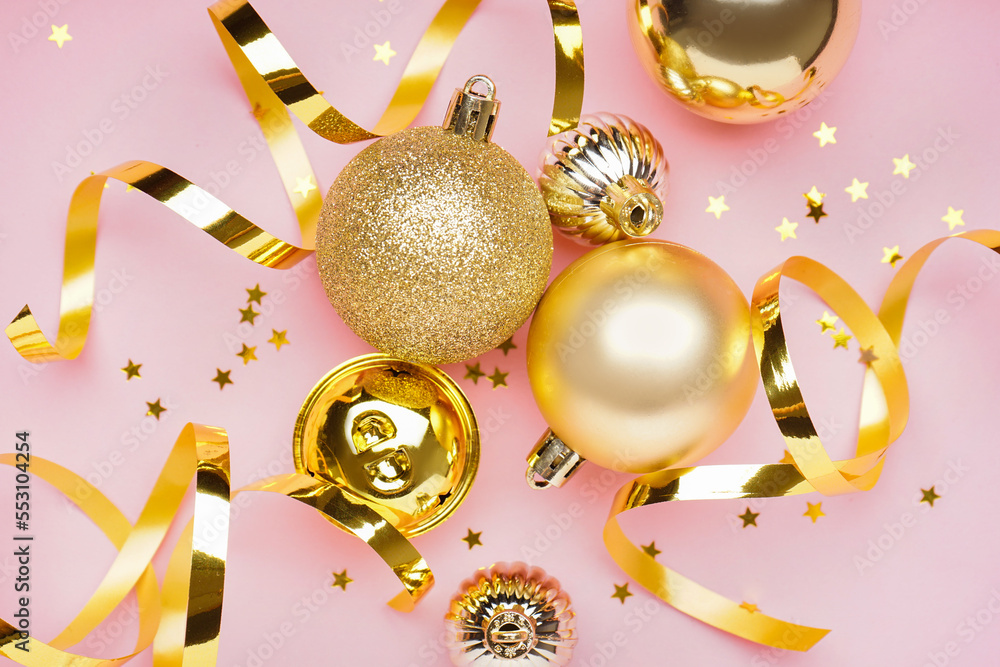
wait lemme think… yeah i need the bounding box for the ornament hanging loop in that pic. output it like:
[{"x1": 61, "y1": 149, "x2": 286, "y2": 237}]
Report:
[
  {"x1": 444, "y1": 75, "x2": 501, "y2": 142},
  {"x1": 526, "y1": 430, "x2": 585, "y2": 489},
  {"x1": 600, "y1": 174, "x2": 662, "y2": 237}
]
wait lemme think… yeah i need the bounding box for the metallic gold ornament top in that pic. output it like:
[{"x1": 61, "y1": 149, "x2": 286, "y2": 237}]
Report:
[
  {"x1": 539, "y1": 113, "x2": 668, "y2": 244},
  {"x1": 444, "y1": 562, "x2": 576, "y2": 666},
  {"x1": 293, "y1": 354, "x2": 479, "y2": 537},
  {"x1": 627, "y1": 0, "x2": 861, "y2": 123},
  {"x1": 317, "y1": 77, "x2": 553, "y2": 364}
]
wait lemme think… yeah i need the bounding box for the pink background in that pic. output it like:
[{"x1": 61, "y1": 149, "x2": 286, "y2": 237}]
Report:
[{"x1": 2, "y1": 0, "x2": 1000, "y2": 665}]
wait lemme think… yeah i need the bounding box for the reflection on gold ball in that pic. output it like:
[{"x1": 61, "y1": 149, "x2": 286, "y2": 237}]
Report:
[
  {"x1": 627, "y1": 0, "x2": 861, "y2": 123},
  {"x1": 527, "y1": 240, "x2": 757, "y2": 473},
  {"x1": 316, "y1": 126, "x2": 552, "y2": 364}
]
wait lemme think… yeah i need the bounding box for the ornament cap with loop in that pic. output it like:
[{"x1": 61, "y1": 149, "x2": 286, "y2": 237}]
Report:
[
  {"x1": 443, "y1": 75, "x2": 501, "y2": 142},
  {"x1": 599, "y1": 174, "x2": 663, "y2": 237},
  {"x1": 526, "y1": 429, "x2": 586, "y2": 489}
]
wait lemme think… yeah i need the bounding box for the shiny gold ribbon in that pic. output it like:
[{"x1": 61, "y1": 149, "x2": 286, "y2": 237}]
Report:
[
  {"x1": 7, "y1": 0, "x2": 584, "y2": 363},
  {"x1": 605, "y1": 230, "x2": 1000, "y2": 651}
]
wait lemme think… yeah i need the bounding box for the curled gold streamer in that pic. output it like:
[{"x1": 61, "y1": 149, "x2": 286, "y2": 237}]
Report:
[{"x1": 604, "y1": 230, "x2": 1000, "y2": 651}]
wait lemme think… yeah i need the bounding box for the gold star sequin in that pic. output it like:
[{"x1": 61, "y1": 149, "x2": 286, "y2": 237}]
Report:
[
  {"x1": 804, "y1": 186, "x2": 826, "y2": 206},
  {"x1": 705, "y1": 195, "x2": 730, "y2": 219},
  {"x1": 804, "y1": 502, "x2": 825, "y2": 523},
  {"x1": 813, "y1": 122, "x2": 837, "y2": 147},
  {"x1": 251, "y1": 102, "x2": 269, "y2": 121},
  {"x1": 146, "y1": 399, "x2": 166, "y2": 420},
  {"x1": 858, "y1": 346, "x2": 879, "y2": 365},
  {"x1": 641, "y1": 542, "x2": 661, "y2": 559},
  {"x1": 239, "y1": 305, "x2": 259, "y2": 324},
  {"x1": 779, "y1": 450, "x2": 796, "y2": 466},
  {"x1": 462, "y1": 529, "x2": 482, "y2": 549},
  {"x1": 497, "y1": 337, "x2": 517, "y2": 355},
  {"x1": 212, "y1": 369, "x2": 233, "y2": 390},
  {"x1": 920, "y1": 487, "x2": 941, "y2": 507},
  {"x1": 845, "y1": 178, "x2": 869, "y2": 202},
  {"x1": 775, "y1": 217, "x2": 798, "y2": 241},
  {"x1": 121, "y1": 359, "x2": 142, "y2": 380},
  {"x1": 740, "y1": 602, "x2": 760, "y2": 613},
  {"x1": 236, "y1": 344, "x2": 258, "y2": 365},
  {"x1": 942, "y1": 207, "x2": 965, "y2": 231},
  {"x1": 807, "y1": 202, "x2": 827, "y2": 224},
  {"x1": 246, "y1": 284, "x2": 267, "y2": 304},
  {"x1": 464, "y1": 362, "x2": 485, "y2": 384},
  {"x1": 373, "y1": 41, "x2": 396, "y2": 65},
  {"x1": 487, "y1": 368, "x2": 508, "y2": 389},
  {"x1": 881, "y1": 245, "x2": 904, "y2": 268},
  {"x1": 816, "y1": 311, "x2": 838, "y2": 334},
  {"x1": 738, "y1": 507, "x2": 759, "y2": 528},
  {"x1": 125, "y1": 184, "x2": 137, "y2": 192},
  {"x1": 268, "y1": 329, "x2": 289, "y2": 350},
  {"x1": 293, "y1": 175, "x2": 316, "y2": 198},
  {"x1": 612, "y1": 583, "x2": 633, "y2": 604},
  {"x1": 893, "y1": 154, "x2": 917, "y2": 179},
  {"x1": 332, "y1": 569, "x2": 352, "y2": 591},
  {"x1": 48, "y1": 24, "x2": 72, "y2": 48},
  {"x1": 832, "y1": 328, "x2": 852, "y2": 349}
]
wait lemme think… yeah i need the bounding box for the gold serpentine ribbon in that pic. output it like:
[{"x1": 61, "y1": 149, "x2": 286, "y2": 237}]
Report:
[
  {"x1": 605, "y1": 229, "x2": 1000, "y2": 651},
  {"x1": 6, "y1": 0, "x2": 584, "y2": 363}
]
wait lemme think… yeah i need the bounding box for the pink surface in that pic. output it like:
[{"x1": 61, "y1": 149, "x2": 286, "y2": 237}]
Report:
[{"x1": 2, "y1": 0, "x2": 999, "y2": 665}]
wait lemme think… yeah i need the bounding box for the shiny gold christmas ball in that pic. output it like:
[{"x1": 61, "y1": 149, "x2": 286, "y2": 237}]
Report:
[
  {"x1": 316, "y1": 77, "x2": 552, "y2": 364},
  {"x1": 627, "y1": 0, "x2": 861, "y2": 123},
  {"x1": 527, "y1": 240, "x2": 757, "y2": 474}
]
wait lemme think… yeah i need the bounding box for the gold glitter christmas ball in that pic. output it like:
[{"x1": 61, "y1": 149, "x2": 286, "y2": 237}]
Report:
[{"x1": 317, "y1": 76, "x2": 552, "y2": 364}]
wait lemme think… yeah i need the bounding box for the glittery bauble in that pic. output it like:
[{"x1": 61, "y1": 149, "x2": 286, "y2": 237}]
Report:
[
  {"x1": 316, "y1": 125, "x2": 552, "y2": 364},
  {"x1": 527, "y1": 240, "x2": 757, "y2": 474},
  {"x1": 539, "y1": 113, "x2": 668, "y2": 245},
  {"x1": 627, "y1": 0, "x2": 861, "y2": 123},
  {"x1": 444, "y1": 562, "x2": 576, "y2": 666}
]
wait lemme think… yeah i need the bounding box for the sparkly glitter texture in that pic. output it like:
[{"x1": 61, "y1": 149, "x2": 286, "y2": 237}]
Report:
[{"x1": 317, "y1": 126, "x2": 552, "y2": 363}]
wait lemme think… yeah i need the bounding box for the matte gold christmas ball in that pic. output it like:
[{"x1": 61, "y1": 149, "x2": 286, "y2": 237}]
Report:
[
  {"x1": 627, "y1": 0, "x2": 861, "y2": 123},
  {"x1": 317, "y1": 76, "x2": 552, "y2": 364},
  {"x1": 526, "y1": 240, "x2": 757, "y2": 477}
]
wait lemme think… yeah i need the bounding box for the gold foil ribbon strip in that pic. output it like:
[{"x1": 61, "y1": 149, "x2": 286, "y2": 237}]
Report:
[{"x1": 604, "y1": 230, "x2": 1000, "y2": 651}]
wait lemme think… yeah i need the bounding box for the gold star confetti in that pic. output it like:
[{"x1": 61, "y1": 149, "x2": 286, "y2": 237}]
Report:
[
  {"x1": 705, "y1": 195, "x2": 730, "y2": 219},
  {"x1": 236, "y1": 344, "x2": 258, "y2": 365},
  {"x1": 462, "y1": 529, "x2": 482, "y2": 549},
  {"x1": 332, "y1": 569, "x2": 352, "y2": 591},
  {"x1": 844, "y1": 178, "x2": 869, "y2": 202},
  {"x1": 920, "y1": 486, "x2": 941, "y2": 507},
  {"x1": 804, "y1": 502, "x2": 825, "y2": 523},
  {"x1": 779, "y1": 450, "x2": 796, "y2": 466},
  {"x1": 881, "y1": 245, "x2": 904, "y2": 268},
  {"x1": 464, "y1": 362, "x2": 486, "y2": 384},
  {"x1": 941, "y1": 207, "x2": 965, "y2": 231},
  {"x1": 293, "y1": 175, "x2": 316, "y2": 198},
  {"x1": 641, "y1": 542, "x2": 662, "y2": 559},
  {"x1": 239, "y1": 305, "x2": 259, "y2": 325},
  {"x1": 487, "y1": 368, "x2": 508, "y2": 389},
  {"x1": 146, "y1": 399, "x2": 166, "y2": 420},
  {"x1": 251, "y1": 102, "x2": 269, "y2": 121},
  {"x1": 212, "y1": 369, "x2": 233, "y2": 390},
  {"x1": 48, "y1": 24, "x2": 72, "y2": 48},
  {"x1": 246, "y1": 284, "x2": 267, "y2": 304},
  {"x1": 832, "y1": 328, "x2": 852, "y2": 349},
  {"x1": 738, "y1": 507, "x2": 759, "y2": 528},
  {"x1": 892, "y1": 154, "x2": 916, "y2": 179},
  {"x1": 121, "y1": 359, "x2": 142, "y2": 380},
  {"x1": 804, "y1": 186, "x2": 826, "y2": 206},
  {"x1": 813, "y1": 122, "x2": 837, "y2": 147},
  {"x1": 268, "y1": 329, "x2": 289, "y2": 350},
  {"x1": 739, "y1": 602, "x2": 760, "y2": 613},
  {"x1": 816, "y1": 311, "x2": 838, "y2": 334},
  {"x1": 497, "y1": 337, "x2": 517, "y2": 355},
  {"x1": 859, "y1": 346, "x2": 879, "y2": 365},
  {"x1": 612, "y1": 583, "x2": 633, "y2": 604},
  {"x1": 373, "y1": 41, "x2": 396, "y2": 65},
  {"x1": 125, "y1": 184, "x2": 137, "y2": 192},
  {"x1": 775, "y1": 217, "x2": 798, "y2": 241},
  {"x1": 807, "y1": 202, "x2": 827, "y2": 224}
]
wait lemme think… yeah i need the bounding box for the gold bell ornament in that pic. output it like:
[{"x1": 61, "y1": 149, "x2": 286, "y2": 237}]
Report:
[
  {"x1": 538, "y1": 113, "x2": 668, "y2": 245},
  {"x1": 525, "y1": 239, "x2": 757, "y2": 488},
  {"x1": 316, "y1": 75, "x2": 553, "y2": 364},
  {"x1": 444, "y1": 562, "x2": 576, "y2": 666},
  {"x1": 627, "y1": 0, "x2": 861, "y2": 123}
]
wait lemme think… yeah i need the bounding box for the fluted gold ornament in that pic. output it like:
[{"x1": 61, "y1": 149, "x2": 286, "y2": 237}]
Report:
[
  {"x1": 539, "y1": 113, "x2": 668, "y2": 245},
  {"x1": 316, "y1": 76, "x2": 552, "y2": 364},
  {"x1": 526, "y1": 239, "x2": 757, "y2": 486},
  {"x1": 627, "y1": 0, "x2": 861, "y2": 123},
  {"x1": 445, "y1": 562, "x2": 576, "y2": 666}
]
